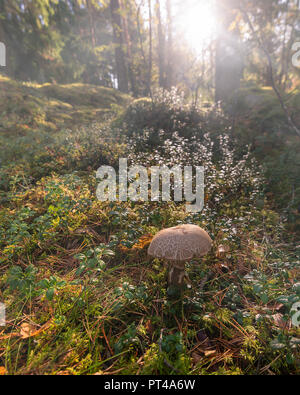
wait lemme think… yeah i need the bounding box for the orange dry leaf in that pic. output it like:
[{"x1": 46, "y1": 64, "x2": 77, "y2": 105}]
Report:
[
  {"x1": 20, "y1": 323, "x2": 37, "y2": 339},
  {"x1": 132, "y1": 234, "x2": 153, "y2": 250},
  {"x1": 0, "y1": 366, "x2": 7, "y2": 375},
  {"x1": 19, "y1": 320, "x2": 52, "y2": 339},
  {"x1": 119, "y1": 234, "x2": 153, "y2": 252}
]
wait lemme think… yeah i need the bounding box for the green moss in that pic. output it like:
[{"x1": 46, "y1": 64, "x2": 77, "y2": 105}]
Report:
[{"x1": 0, "y1": 75, "x2": 131, "y2": 136}]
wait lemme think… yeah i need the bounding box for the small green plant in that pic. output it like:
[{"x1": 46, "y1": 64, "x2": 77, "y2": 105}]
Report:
[
  {"x1": 38, "y1": 276, "x2": 67, "y2": 301},
  {"x1": 7, "y1": 265, "x2": 38, "y2": 298},
  {"x1": 75, "y1": 244, "x2": 115, "y2": 276},
  {"x1": 114, "y1": 323, "x2": 141, "y2": 354}
]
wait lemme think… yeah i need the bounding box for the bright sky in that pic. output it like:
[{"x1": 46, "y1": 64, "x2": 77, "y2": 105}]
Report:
[
  {"x1": 139, "y1": 0, "x2": 218, "y2": 54},
  {"x1": 177, "y1": 1, "x2": 217, "y2": 52}
]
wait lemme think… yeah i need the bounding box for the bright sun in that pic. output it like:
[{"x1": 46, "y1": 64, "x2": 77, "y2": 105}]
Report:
[{"x1": 179, "y1": 2, "x2": 217, "y2": 52}]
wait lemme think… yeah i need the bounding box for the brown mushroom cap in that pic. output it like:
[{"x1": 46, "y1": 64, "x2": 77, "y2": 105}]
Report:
[{"x1": 148, "y1": 224, "x2": 212, "y2": 261}]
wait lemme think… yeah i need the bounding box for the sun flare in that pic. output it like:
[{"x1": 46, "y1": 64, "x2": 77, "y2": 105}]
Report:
[{"x1": 180, "y1": 2, "x2": 217, "y2": 52}]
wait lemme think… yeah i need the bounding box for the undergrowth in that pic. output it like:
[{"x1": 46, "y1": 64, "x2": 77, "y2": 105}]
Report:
[{"x1": 0, "y1": 88, "x2": 299, "y2": 375}]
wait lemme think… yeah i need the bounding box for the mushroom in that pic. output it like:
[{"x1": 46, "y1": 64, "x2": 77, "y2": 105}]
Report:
[{"x1": 148, "y1": 224, "x2": 212, "y2": 295}]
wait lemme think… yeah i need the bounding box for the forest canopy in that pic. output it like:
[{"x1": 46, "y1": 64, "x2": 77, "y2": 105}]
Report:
[{"x1": 0, "y1": 0, "x2": 299, "y2": 100}]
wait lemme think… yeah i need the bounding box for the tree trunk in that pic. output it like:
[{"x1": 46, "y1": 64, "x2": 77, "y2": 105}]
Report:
[
  {"x1": 166, "y1": 0, "x2": 173, "y2": 89},
  {"x1": 110, "y1": 0, "x2": 129, "y2": 92},
  {"x1": 148, "y1": 0, "x2": 153, "y2": 95},
  {"x1": 215, "y1": 1, "x2": 243, "y2": 104},
  {"x1": 120, "y1": 0, "x2": 137, "y2": 95},
  {"x1": 86, "y1": 0, "x2": 96, "y2": 48},
  {"x1": 156, "y1": 0, "x2": 166, "y2": 89}
]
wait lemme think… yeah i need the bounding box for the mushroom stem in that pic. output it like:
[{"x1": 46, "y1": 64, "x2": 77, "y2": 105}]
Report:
[{"x1": 168, "y1": 262, "x2": 185, "y2": 288}]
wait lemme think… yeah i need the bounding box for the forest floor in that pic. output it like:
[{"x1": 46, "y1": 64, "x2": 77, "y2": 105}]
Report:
[
  {"x1": 0, "y1": 75, "x2": 130, "y2": 136},
  {"x1": 0, "y1": 78, "x2": 299, "y2": 375}
]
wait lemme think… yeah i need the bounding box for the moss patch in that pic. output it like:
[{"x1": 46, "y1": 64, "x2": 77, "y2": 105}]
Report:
[{"x1": 0, "y1": 75, "x2": 131, "y2": 136}]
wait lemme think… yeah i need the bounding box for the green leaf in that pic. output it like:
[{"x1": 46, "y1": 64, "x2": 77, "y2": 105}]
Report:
[
  {"x1": 260, "y1": 293, "x2": 269, "y2": 304},
  {"x1": 253, "y1": 284, "x2": 263, "y2": 294},
  {"x1": 38, "y1": 279, "x2": 49, "y2": 289},
  {"x1": 46, "y1": 288, "x2": 55, "y2": 301}
]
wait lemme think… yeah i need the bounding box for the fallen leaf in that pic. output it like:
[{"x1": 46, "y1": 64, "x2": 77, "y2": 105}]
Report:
[
  {"x1": 132, "y1": 234, "x2": 153, "y2": 250},
  {"x1": 20, "y1": 323, "x2": 37, "y2": 339},
  {"x1": 271, "y1": 313, "x2": 288, "y2": 329},
  {"x1": 19, "y1": 320, "x2": 53, "y2": 339},
  {"x1": 0, "y1": 366, "x2": 7, "y2": 375},
  {"x1": 119, "y1": 235, "x2": 153, "y2": 252}
]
